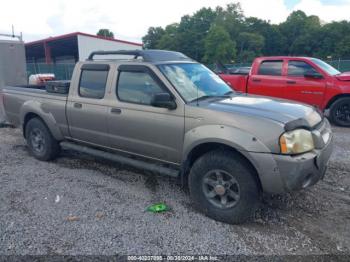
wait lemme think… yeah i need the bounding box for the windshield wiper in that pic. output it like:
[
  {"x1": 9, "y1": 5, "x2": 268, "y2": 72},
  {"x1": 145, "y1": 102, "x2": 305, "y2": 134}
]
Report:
[
  {"x1": 224, "y1": 91, "x2": 235, "y2": 95},
  {"x1": 190, "y1": 94, "x2": 231, "y2": 103}
]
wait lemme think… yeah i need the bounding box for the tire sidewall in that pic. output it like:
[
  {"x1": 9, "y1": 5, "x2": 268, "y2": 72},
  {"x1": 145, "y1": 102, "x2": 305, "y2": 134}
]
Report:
[
  {"x1": 330, "y1": 98, "x2": 350, "y2": 127},
  {"x1": 25, "y1": 118, "x2": 55, "y2": 160},
  {"x1": 189, "y1": 150, "x2": 259, "y2": 224}
]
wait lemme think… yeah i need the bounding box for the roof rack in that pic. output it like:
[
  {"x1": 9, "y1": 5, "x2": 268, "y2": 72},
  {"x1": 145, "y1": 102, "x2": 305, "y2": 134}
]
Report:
[{"x1": 87, "y1": 49, "x2": 192, "y2": 62}]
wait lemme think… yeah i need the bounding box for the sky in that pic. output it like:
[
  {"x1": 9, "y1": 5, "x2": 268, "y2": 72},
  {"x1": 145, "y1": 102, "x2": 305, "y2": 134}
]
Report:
[{"x1": 0, "y1": 0, "x2": 349, "y2": 43}]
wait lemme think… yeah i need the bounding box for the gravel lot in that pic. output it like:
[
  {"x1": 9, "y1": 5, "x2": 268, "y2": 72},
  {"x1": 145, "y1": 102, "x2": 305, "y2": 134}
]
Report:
[{"x1": 0, "y1": 125, "x2": 349, "y2": 256}]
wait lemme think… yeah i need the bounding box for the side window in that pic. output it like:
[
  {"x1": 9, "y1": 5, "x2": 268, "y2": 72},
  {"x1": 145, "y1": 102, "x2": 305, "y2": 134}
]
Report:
[
  {"x1": 258, "y1": 60, "x2": 283, "y2": 76},
  {"x1": 79, "y1": 70, "x2": 108, "y2": 99},
  {"x1": 288, "y1": 60, "x2": 318, "y2": 76},
  {"x1": 117, "y1": 71, "x2": 164, "y2": 105}
]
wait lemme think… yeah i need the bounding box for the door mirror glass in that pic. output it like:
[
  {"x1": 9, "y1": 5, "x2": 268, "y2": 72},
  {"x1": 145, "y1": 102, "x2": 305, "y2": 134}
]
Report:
[{"x1": 151, "y1": 93, "x2": 177, "y2": 110}]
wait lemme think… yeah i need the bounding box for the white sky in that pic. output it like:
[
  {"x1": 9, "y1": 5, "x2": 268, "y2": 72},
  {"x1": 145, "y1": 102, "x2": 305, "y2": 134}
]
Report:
[{"x1": 0, "y1": 0, "x2": 349, "y2": 43}]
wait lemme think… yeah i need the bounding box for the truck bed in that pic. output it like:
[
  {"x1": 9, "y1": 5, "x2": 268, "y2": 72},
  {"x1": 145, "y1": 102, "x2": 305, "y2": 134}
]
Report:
[{"x1": 1, "y1": 85, "x2": 68, "y2": 129}]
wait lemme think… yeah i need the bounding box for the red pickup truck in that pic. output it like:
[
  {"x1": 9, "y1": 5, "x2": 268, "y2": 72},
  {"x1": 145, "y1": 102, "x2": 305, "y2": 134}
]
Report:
[{"x1": 219, "y1": 57, "x2": 350, "y2": 126}]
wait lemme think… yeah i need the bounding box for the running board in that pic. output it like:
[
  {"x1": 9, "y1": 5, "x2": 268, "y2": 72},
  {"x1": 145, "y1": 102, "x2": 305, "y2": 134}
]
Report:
[{"x1": 60, "y1": 141, "x2": 179, "y2": 178}]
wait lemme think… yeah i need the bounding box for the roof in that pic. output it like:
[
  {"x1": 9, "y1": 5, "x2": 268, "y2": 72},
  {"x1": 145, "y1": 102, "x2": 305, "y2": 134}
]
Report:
[
  {"x1": 87, "y1": 49, "x2": 193, "y2": 63},
  {"x1": 25, "y1": 32, "x2": 143, "y2": 47},
  {"x1": 256, "y1": 56, "x2": 313, "y2": 60}
]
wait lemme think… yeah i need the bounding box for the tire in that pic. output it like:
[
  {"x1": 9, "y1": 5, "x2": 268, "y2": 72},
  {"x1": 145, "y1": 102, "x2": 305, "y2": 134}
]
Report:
[
  {"x1": 188, "y1": 149, "x2": 260, "y2": 224},
  {"x1": 25, "y1": 118, "x2": 60, "y2": 161},
  {"x1": 329, "y1": 97, "x2": 350, "y2": 127}
]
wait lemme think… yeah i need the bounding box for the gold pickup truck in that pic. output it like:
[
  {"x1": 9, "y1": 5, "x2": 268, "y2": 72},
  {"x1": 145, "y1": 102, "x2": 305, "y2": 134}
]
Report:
[{"x1": 1, "y1": 50, "x2": 333, "y2": 224}]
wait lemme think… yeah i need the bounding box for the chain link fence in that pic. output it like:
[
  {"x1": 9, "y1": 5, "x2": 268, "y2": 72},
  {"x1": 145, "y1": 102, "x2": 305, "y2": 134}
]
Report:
[
  {"x1": 26, "y1": 63, "x2": 76, "y2": 80},
  {"x1": 26, "y1": 60, "x2": 350, "y2": 81},
  {"x1": 328, "y1": 60, "x2": 350, "y2": 72}
]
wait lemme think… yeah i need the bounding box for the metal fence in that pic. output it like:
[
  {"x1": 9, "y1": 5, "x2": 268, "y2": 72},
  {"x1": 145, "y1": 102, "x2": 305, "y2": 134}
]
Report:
[
  {"x1": 328, "y1": 60, "x2": 350, "y2": 72},
  {"x1": 26, "y1": 63, "x2": 76, "y2": 80},
  {"x1": 26, "y1": 60, "x2": 350, "y2": 81}
]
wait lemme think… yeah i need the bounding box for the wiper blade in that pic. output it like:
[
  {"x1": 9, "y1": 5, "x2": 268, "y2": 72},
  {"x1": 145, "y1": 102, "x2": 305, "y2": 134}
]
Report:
[{"x1": 190, "y1": 94, "x2": 231, "y2": 103}]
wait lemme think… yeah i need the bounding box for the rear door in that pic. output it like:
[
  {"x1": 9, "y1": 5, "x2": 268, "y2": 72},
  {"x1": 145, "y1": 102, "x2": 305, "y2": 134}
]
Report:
[
  {"x1": 247, "y1": 60, "x2": 287, "y2": 99},
  {"x1": 284, "y1": 60, "x2": 326, "y2": 108},
  {"x1": 66, "y1": 64, "x2": 111, "y2": 146},
  {"x1": 106, "y1": 64, "x2": 185, "y2": 164}
]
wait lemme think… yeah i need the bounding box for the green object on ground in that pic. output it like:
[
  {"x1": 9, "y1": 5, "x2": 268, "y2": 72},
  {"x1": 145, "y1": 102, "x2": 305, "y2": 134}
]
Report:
[{"x1": 146, "y1": 203, "x2": 170, "y2": 213}]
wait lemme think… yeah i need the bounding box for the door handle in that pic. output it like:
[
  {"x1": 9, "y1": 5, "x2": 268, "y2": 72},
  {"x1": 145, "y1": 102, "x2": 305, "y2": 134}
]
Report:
[
  {"x1": 286, "y1": 80, "x2": 296, "y2": 84},
  {"x1": 74, "y1": 103, "x2": 82, "y2": 109},
  {"x1": 252, "y1": 78, "x2": 261, "y2": 82},
  {"x1": 111, "y1": 108, "x2": 122, "y2": 114}
]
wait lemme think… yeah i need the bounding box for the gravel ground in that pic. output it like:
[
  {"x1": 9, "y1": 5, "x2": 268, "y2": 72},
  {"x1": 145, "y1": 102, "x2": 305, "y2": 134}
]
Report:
[{"x1": 0, "y1": 125, "x2": 349, "y2": 256}]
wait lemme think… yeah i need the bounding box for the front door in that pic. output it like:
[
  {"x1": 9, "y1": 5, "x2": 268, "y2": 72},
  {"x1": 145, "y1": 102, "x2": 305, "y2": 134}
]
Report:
[
  {"x1": 107, "y1": 65, "x2": 184, "y2": 164},
  {"x1": 284, "y1": 60, "x2": 326, "y2": 108}
]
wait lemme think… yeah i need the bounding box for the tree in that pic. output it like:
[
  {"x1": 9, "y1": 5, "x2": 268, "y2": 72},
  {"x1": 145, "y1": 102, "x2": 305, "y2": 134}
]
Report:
[
  {"x1": 97, "y1": 29, "x2": 114, "y2": 38},
  {"x1": 204, "y1": 25, "x2": 236, "y2": 63},
  {"x1": 142, "y1": 27, "x2": 165, "y2": 49},
  {"x1": 142, "y1": 3, "x2": 350, "y2": 62},
  {"x1": 237, "y1": 32, "x2": 265, "y2": 61}
]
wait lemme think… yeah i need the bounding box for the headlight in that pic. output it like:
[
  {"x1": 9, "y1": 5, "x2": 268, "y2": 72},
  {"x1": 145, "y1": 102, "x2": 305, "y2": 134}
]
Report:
[{"x1": 280, "y1": 129, "x2": 314, "y2": 154}]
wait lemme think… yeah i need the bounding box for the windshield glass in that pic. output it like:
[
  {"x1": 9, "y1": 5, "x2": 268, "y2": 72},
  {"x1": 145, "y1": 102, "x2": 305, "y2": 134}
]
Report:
[
  {"x1": 158, "y1": 63, "x2": 233, "y2": 102},
  {"x1": 311, "y1": 58, "x2": 340, "y2": 76}
]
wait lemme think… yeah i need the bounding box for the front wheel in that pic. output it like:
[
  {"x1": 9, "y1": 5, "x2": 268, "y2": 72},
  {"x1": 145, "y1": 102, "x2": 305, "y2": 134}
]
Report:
[
  {"x1": 25, "y1": 118, "x2": 60, "y2": 161},
  {"x1": 188, "y1": 150, "x2": 260, "y2": 224},
  {"x1": 330, "y1": 97, "x2": 350, "y2": 127}
]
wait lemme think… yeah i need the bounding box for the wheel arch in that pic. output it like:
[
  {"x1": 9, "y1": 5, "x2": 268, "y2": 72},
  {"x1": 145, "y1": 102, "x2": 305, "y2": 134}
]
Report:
[
  {"x1": 181, "y1": 142, "x2": 263, "y2": 192},
  {"x1": 325, "y1": 94, "x2": 350, "y2": 109},
  {"x1": 20, "y1": 101, "x2": 64, "y2": 141}
]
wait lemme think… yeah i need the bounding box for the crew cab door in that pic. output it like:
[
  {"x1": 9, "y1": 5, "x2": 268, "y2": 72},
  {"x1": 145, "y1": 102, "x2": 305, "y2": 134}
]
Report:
[
  {"x1": 66, "y1": 64, "x2": 111, "y2": 146},
  {"x1": 247, "y1": 60, "x2": 287, "y2": 99},
  {"x1": 284, "y1": 60, "x2": 326, "y2": 108},
  {"x1": 106, "y1": 64, "x2": 184, "y2": 164}
]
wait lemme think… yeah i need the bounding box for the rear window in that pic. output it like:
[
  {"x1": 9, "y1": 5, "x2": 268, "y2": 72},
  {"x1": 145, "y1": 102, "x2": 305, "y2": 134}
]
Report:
[
  {"x1": 79, "y1": 70, "x2": 108, "y2": 99},
  {"x1": 288, "y1": 61, "x2": 318, "y2": 76},
  {"x1": 258, "y1": 60, "x2": 283, "y2": 76}
]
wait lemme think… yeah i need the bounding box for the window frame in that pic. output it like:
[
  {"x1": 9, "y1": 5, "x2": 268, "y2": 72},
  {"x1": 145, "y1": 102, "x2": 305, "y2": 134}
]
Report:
[
  {"x1": 257, "y1": 60, "x2": 284, "y2": 76},
  {"x1": 78, "y1": 64, "x2": 110, "y2": 100},
  {"x1": 116, "y1": 64, "x2": 173, "y2": 106},
  {"x1": 287, "y1": 60, "x2": 319, "y2": 77}
]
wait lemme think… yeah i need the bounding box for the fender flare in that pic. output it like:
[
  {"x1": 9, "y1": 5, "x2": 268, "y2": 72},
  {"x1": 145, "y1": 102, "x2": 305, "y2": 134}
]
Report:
[{"x1": 20, "y1": 100, "x2": 64, "y2": 141}]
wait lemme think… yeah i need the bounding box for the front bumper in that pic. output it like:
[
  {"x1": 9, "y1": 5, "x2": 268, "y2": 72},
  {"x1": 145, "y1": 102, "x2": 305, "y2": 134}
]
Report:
[{"x1": 249, "y1": 131, "x2": 333, "y2": 194}]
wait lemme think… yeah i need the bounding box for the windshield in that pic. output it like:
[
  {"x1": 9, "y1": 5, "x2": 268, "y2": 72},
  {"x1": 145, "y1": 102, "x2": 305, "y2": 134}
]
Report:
[
  {"x1": 158, "y1": 63, "x2": 233, "y2": 103},
  {"x1": 311, "y1": 58, "x2": 340, "y2": 76}
]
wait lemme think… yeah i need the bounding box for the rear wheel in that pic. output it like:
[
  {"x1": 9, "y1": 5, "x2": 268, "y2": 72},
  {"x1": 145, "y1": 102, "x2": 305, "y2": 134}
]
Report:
[
  {"x1": 330, "y1": 97, "x2": 350, "y2": 127},
  {"x1": 25, "y1": 118, "x2": 60, "y2": 161},
  {"x1": 189, "y1": 149, "x2": 260, "y2": 224}
]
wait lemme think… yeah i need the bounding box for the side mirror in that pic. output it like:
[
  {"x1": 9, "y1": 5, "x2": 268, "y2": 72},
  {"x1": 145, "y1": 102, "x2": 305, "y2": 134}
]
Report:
[
  {"x1": 304, "y1": 71, "x2": 323, "y2": 79},
  {"x1": 151, "y1": 93, "x2": 177, "y2": 110}
]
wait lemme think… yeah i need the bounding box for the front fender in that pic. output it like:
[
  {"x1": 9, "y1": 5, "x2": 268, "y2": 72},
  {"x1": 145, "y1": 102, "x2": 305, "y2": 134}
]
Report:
[
  {"x1": 20, "y1": 100, "x2": 64, "y2": 140},
  {"x1": 183, "y1": 125, "x2": 271, "y2": 160}
]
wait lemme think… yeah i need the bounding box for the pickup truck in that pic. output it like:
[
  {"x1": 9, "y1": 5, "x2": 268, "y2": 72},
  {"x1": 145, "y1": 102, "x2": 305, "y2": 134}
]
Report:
[
  {"x1": 1, "y1": 50, "x2": 333, "y2": 224},
  {"x1": 219, "y1": 56, "x2": 350, "y2": 127}
]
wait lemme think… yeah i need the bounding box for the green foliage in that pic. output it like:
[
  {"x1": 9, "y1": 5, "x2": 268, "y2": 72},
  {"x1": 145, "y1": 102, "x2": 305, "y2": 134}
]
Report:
[
  {"x1": 204, "y1": 25, "x2": 236, "y2": 63},
  {"x1": 96, "y1": 29, "x2": 114, "y2": 38},
  {"x1": 142, "y1": 27, "x2": 165, "y2": 49},
  {"x1": 142, "y1": 3, "x2": 350, "y2": 63}
]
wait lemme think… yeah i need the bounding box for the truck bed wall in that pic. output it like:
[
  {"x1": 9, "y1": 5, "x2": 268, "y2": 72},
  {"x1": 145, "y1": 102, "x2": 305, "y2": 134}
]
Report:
[
  {"x1": 219, "y1": 74, "x2": 248, "y2": 92},
  {"x1": 2, "y1": 86, "x2": 69, "y2": 139}
]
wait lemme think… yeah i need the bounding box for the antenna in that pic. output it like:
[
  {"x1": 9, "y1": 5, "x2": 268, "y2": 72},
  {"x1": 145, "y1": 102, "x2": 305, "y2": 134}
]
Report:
[{"x1": 196, "y1": 81, "x2": 199, "y2": 106}]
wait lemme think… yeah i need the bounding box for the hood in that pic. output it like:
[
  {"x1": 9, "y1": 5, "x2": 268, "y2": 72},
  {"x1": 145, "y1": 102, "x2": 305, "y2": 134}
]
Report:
[
  {"x1": 204, "y1": 94, "x2": 322, "y2": 128},
  {"x1": 335, "y1": 72, "x2": 350, "y2": 81}
]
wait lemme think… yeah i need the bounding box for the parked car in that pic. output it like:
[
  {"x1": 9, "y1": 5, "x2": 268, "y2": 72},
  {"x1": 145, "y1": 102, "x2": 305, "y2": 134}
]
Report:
[
  {"x1": 219, "y1": 57, "x2": 350, "y2": 126},
  {"x1": 1, "y1": 50, "x2": 333, "y2": 224}
]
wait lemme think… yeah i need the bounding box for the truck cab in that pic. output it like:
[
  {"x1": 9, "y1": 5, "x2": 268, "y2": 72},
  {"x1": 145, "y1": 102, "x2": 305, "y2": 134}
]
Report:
[{"x1": 220, "y1": 56, "x2": 350, "y2": 126}]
